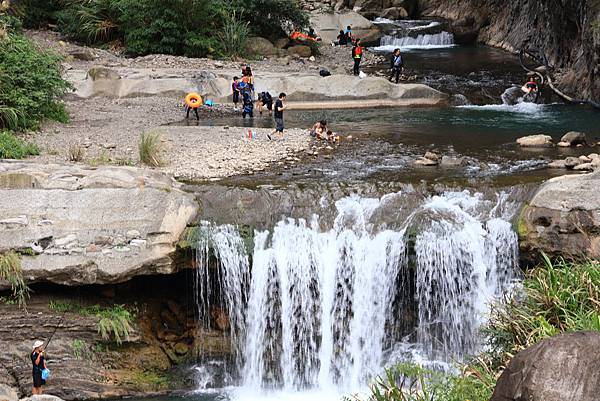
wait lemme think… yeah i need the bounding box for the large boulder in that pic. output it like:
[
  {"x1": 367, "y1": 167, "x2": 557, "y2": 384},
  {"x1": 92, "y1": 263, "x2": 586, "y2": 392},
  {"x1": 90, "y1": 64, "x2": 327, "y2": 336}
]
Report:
[
  {"x1": 0, "y1": 384, "x2": 17, "y2": 401},
  {"x1": 20, "y1": 396, "x2": 66, "y2": 401},
  {"x1": 0, "y1": 162, "x2": 198, "y2": 286},
  {"x1": 560, "y1": 131, "x2": 587, "y2": 146},
  {"x1": 491, "y1": 331, "x2": 600, "y2": 401},
  {"x1": 287, "y1": 45, "x2": 313, "y2": 58},
  {"x1": 310, "y1": 11, "x2": 381, "y2": 44},
  {"x1": 516, "y1": 134, "x2": 554, "y2": 148},
  {"x1": 381, "y1": 7, "x2": 408, "y2": 20},
  {"x1": 518, "y1": 171, "x2": 600, "y2": 260},
  {"x1": 245, "y1": 37, "x2": 279, "y2": 57}
]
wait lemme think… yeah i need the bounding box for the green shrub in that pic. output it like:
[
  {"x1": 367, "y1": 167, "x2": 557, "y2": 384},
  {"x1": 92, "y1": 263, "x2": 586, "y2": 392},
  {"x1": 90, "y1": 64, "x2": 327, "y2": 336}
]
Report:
[
  {"x1": 8, "y1": 0, "x2": 60, "y2": 28},
  {"x1": 346, "y1": 363, "x2": 493, "y2": 401},
  {"x1": 72, "y1": 339, "x2": 87, "y2": 359},
  {"x1": 118, "y1": 0, "x2": 223, "y2": 57},
  {"x1": 0, "y1": 33, "x2": 70, "y2": 131},
  {"x1": 0, "y1": 251, "x2": 31, "y2": 308},
  {"x1": 138, "y1": 131, "x2": 162, "y2": 167},
  {"x1": 231, "y1": 0, "x2": 308, "y2": 40},
  {"x1": 0, "y1": 131, "x2": 39, "y2": 159}
]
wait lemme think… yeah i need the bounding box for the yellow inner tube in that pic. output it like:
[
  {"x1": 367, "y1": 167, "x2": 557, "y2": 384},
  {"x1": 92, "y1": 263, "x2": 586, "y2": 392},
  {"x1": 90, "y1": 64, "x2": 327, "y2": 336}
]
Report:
[{"x1": 185, "y1": 92, "x2": 202, "y2": 109}]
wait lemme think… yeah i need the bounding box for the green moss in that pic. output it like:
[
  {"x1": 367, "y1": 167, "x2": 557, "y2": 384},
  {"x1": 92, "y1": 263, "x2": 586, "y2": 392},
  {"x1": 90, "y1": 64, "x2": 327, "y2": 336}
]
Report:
[
  {"x1": 516, "y1": 204, "x2": 529, "y2": 239},
  {"x1": 130, "y1": 370, "x2": 170, "y2": 391}
]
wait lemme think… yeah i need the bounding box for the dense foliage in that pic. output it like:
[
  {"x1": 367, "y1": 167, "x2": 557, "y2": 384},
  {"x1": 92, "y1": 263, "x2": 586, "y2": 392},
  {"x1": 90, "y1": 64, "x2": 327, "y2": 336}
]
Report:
[
  {"x1": 0, "y1": 31, "x2": 70, "y2": 131},
  {"x1": 0, "y1": 131, "x2": 39, "y2": 158},
  {"x1": 352, "y1": 256, "x2": 600, "y2": 401},
  {"x1": 14, "y1": 0, "x2": 308, "y2": 57}
]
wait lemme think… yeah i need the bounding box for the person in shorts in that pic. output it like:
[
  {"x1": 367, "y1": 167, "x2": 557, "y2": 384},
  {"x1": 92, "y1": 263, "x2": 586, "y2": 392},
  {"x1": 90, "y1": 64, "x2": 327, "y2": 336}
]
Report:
[
  {"x1": 232, "y1": 76, "x2": 240, "y2": 110},
  {"x1": 269, "y1": 93, "x2": 286, "y2": 140},
  {"x1": 31, "y1": 340, "x2": 46, "y2": 395}
]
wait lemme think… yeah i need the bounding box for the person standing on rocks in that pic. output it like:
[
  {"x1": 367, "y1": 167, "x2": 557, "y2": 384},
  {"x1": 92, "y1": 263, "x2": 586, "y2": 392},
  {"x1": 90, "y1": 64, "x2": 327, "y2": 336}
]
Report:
[
  {"x1": 352, "y1": 39, "x2": 363, "y2": 76},
  {"x1": 269, "y1": 92, "x2": 287, "y2": 140},
  {"x1": 31, "y1": 340, "x2": 47, "y2": 395},
  {"x1": 389, "y1": 48, "x2": 404, "y2": 84}
]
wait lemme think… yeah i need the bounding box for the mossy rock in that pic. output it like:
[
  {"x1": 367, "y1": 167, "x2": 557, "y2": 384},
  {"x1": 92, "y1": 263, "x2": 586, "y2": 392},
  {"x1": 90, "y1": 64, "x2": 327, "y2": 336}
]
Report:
[{"x1": 516, "y1": 204, "x2": 530, "y2": 239}]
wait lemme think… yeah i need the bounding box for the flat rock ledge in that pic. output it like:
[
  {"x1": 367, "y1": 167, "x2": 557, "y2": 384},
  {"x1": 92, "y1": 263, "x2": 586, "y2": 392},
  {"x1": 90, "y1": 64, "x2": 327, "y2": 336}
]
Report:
[
  {"x1": 0, "y1": 161, "x2": 198, "y2": 286},
  {"x1": 519, "y1": 171, "x2": 600, "y2": 260}
]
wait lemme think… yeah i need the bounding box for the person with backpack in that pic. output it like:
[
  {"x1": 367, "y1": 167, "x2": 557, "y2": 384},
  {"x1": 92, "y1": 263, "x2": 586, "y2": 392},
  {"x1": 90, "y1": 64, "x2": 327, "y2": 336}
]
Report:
[
  {"x1": 352, "y1": 39, "x2": 363, "y2": 76},
  {"x1": 31, "y1": 340, "x2": 47, "y2": 395},
  {"x1": 389, "y1": 48, "x2": 404, "y2": 84},
  {"x1": 242, "y1": 88, "x2": 254, "y2": 118}
]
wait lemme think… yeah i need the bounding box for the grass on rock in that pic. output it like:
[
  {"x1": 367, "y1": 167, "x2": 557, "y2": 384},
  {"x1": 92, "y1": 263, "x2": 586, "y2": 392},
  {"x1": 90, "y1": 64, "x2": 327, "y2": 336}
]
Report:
[
  {"x1": 0, "y1": 251, "x2": 30, "y2": 307},
  {"x1": 139, "y1": 131, "x2": 162, "y2": 167}
]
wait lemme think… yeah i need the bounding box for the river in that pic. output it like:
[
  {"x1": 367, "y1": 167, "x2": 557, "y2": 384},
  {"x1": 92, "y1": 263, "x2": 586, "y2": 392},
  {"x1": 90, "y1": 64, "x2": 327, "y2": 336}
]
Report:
[{"x1": 142, "y1": 21, "x2": 598, "y2": 401}]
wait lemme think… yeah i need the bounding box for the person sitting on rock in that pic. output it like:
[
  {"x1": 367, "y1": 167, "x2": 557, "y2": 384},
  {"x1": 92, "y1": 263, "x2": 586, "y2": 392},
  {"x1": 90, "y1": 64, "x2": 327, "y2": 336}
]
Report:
[
  {"x1": 257, "y1": 91, "x2": 273, "y2": 115},
  {"x1": 522, "y1": 76, "x2": 539, "y2": 94},
  {"x1": 345, "y1": 25, "x2": 354, "y2": 45},
  {"x1": 336, "y1": 29, "x2": 347, "y2": 46},
  {"x1": 389, "y1": 48, "x2": 404, "y2": 84}
]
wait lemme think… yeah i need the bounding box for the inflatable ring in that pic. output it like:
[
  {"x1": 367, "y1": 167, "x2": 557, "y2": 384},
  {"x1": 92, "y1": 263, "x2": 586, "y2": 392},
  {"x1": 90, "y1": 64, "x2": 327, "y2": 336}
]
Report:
[{"x1": 185, "y1": 92, "x2": 202, "y2": 109}]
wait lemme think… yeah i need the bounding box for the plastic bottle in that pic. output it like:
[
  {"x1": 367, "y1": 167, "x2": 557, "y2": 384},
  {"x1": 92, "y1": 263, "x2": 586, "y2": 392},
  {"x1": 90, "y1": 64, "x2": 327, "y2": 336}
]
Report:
[{"x1": 248, "y1": 129, "x2": 252, "y2": 139}]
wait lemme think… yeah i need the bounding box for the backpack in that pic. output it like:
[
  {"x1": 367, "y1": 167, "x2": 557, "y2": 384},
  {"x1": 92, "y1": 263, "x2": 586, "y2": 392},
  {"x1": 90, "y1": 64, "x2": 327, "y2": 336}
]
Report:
[{"x1": 319, "y1": 69, "x2": 331, "y2": 77}]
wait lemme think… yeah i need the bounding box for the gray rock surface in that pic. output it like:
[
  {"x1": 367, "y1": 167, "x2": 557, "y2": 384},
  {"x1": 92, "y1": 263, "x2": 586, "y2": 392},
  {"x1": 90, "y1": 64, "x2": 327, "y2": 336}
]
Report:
[
  {"x1": 20, "y1": 396, "x2": 65, "y2": 401},
  {"x1": 245, "y1": 37, "x2": 280, "y2": 57},
  {"x1": 491, "y1": 331, "x2": 600, "y2": 401},
  {"x1": 0, "y1": 162, "x2": 198, "y2": 285},
  {"x1": 0, "y1": 384, "x2": 18, "y2": 401},
  {"x1": 519, "y1": 171, "x2": 600, "y2": 259}
]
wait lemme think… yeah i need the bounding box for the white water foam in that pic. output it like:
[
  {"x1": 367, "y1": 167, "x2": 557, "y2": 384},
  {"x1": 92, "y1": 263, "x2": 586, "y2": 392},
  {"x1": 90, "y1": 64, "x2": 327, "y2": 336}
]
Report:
[
  {"x1": 194, "y1": 190, "x2": 521, "y2": 399},
  {"x1": 374, "y1": 31, "x2": 455, "y2": 52}
]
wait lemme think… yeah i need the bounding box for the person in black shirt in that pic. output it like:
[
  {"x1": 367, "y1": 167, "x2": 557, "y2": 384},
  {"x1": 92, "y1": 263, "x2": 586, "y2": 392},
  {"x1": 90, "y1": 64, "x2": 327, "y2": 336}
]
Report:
[
  {"x1": 257, "y1": 92, "x2": 273, "y2": 115},
  {"x1": 389, "y1": 48, "x2": 404, "y2": 84},
  {"x1": 31, "y1": 340, "x2": 46, "y2": 395},
  {"x1": 269, "y1": 93, "x2": 287, "y2": 140}
]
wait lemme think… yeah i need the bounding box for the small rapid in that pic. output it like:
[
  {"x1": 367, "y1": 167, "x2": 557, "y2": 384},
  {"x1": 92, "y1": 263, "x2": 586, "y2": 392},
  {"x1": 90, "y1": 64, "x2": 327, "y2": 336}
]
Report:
[
  {"x1": 192, "y1": 189, "x2": 521, "y2": 399},
  {"x1": 375, "y1": 31, "x2": 455, "y2": 52}
]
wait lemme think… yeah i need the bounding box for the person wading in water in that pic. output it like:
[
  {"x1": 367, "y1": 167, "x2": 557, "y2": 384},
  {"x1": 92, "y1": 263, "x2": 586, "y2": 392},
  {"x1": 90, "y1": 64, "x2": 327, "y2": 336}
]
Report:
[
  {"x1": 31, "y1": 340, "x2": 47, "y2": 395},
  {"x1": 389, "y1": 48, "x2": 404, "y2": 84},
  {"x1": 352, "y1": 39, "x2": 363, "y2": 76}
]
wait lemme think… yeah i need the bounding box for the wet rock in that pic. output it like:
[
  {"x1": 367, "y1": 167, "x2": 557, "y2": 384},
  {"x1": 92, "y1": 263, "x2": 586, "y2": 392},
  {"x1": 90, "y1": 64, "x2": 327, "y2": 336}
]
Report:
[
  {"x1": 547, "y1": 159, "x2": 566, "y2": 169},
  {"x1": 381, "y1": 6, "x2": 408, "y2": 19},
  {"x1": 491, "y1": 331, "x2": 600, "y2": 401},
  {"x1": 557, "y1": 141, "x2": 571, "y2": 147},
  {"x1": 415, "y1": 157, "x2": 438, "y2": 166},
  {"x1": 574, "y1": 162, "x2": 593, "y2": 171},
  {"x1": 210, "y1": 308, "x2": 230, "y2": 331},
  {"x1": 560, "y1": 131, "x2": 587, "y2": 146},
  {"x1": 579, "y1": 155, "x2": 592, "y2": 163},
  {"x1": 423, "y1": 151, "x2": 439, "y2": 162},
  {"x1": 516, "y1": 134, "x2": 554, "y2": 147},
  {"x1": 174, "y1": 342, "x2": 189, "y2": 356},
  {"x1": 564, "y1": 156, "x2": 581, "y2": 169},
  {"x1": 440, "y1": 155, "x2": 468, "y2": 166}
]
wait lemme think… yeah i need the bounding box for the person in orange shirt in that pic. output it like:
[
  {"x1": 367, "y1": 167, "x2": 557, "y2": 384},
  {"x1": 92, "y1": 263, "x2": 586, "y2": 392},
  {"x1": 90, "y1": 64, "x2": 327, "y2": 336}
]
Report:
[{"x1": 352, "y1": 39, "x2": 363, "y2": 76}]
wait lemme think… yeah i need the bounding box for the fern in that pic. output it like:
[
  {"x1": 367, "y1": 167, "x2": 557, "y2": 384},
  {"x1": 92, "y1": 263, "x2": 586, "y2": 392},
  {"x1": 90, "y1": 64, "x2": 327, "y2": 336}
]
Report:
[{"x1": 97, "y1": 305, "x2": 133, "y2": 344}]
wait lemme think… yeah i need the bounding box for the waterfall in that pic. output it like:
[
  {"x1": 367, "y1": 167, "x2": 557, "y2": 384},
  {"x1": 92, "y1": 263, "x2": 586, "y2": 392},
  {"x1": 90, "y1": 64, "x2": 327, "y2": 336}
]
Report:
[
  {"x1": 376, "y1": 31, "x2": 455, "y2": 52},
  {"x1": 193, "y1": 190, "x2": 520, "y2": 394}
]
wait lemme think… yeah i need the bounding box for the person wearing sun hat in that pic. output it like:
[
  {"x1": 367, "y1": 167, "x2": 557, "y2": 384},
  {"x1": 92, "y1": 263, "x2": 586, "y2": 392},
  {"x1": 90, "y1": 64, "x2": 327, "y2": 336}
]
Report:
[{"x1": 31, "y1": 340, "x2": 46, "y2": 394}]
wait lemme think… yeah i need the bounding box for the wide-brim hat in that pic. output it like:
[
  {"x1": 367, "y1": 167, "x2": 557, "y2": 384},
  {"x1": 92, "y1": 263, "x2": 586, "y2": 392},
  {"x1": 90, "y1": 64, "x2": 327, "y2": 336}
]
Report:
[{"x1": 32, "y1": 340, "x2": 44, "y2": 350}]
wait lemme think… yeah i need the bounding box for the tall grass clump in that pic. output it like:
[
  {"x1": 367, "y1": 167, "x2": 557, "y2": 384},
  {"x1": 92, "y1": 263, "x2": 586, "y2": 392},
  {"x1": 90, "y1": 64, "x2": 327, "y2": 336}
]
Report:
[
  {"x1": 0, "y1": 251, "x2": 31, "y2": 307},
  {"x1": 219, "y1": 10, "x2": 249, "y2": 59},
  {"x1": 484, "y1": 255, "x2": 600, "y2": 368},
  {"x1": 138, "y1": 131, "x2": 162, "y2": 167}
]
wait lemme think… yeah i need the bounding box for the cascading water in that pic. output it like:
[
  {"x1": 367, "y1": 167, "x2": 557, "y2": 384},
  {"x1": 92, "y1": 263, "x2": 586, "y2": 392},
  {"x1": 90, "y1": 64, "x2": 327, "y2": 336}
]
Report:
[
  {"x1": 193, "y1": 190, "x2": 520, "y2": 398},
  {"x1": 378, "y1": 31, "x2": 455, "y2": 51}
]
